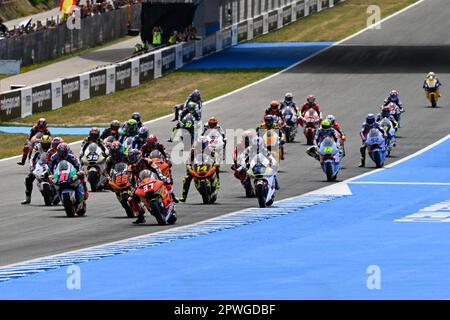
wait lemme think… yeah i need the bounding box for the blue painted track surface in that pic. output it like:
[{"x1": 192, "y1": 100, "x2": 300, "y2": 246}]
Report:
[
  {"x1": 182, "y1": 42, "x2": 334, "y2": 69},
  {"x1": 2, "y1": 136, "x2": 450, "y2": 299},
  {"x1": 0, "y1": 126, "x2": 104, "y2": 135}
]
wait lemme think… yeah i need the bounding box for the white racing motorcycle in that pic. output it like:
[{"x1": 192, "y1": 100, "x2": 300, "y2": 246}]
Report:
[
  {"x1": 205, "y1": 131, "x2": 225, "y2": 163},
  {"x1": 282, "y1": 105, "x2": 298, "y2": 143},
  {"x1": 81, "y1": 143, "x2": 107, "y2": 192},
  {"x1": 33, "y1": 158, "x2": 59, "y2": 206},
  {"x1": 248, "y1": 153, "x2": 278, "y2": 208}
]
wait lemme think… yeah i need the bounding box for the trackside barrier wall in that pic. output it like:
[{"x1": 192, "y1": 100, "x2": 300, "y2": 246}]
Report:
[{"x1": 0, "y1": 0, "x2": 342, "y2": 122}]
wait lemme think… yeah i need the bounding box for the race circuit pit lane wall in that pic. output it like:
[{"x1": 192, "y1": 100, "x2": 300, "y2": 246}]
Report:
[
  {"x1": 0, "y1": 0, "x2": 341, "y2": 122},
  {"x1": 1, "y1": 134, "x2": 450, "y2": 299}
]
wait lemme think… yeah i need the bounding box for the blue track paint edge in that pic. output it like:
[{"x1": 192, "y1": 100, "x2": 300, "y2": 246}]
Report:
[{"x1": 0, "y1": 194, "x2": 345, "y2": 283}]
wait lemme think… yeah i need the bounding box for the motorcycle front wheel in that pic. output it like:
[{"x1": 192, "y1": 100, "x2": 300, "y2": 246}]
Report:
[
  {"x1": 62, "y1": 192, "x2": 75, "y2": 217},
  {"x1": 255, "y1": 183, "x2": 267, "y2": 208}
]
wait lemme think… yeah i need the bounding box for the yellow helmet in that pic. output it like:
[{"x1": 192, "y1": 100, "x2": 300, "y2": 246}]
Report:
[
  {"x1": 40, "y1": 135, "x2": 52, "y2": 152},
  {"x1": 321, "y1": 120, "x2": 331, "y2": 129}
]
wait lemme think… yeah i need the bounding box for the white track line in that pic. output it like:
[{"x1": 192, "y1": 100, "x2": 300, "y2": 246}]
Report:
[
  {"x1": 348, "y1": 181, "x2": 450, "y2": 186},
  {"x1": 0, "y1": 0, "x2": 426, "y2": 163}
]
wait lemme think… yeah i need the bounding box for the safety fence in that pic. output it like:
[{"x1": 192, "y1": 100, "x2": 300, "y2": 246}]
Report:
[
  {"x1": 0, "y1": 0, "x2": 342, "y2": 122},
  {"x1": 0, "y1": 4, "x2": 141, "y2": 66}
]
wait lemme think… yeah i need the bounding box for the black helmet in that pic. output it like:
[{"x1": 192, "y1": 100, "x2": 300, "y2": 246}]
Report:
[
  {"x1": 110, "y1": 120, "x2": 120, "y2": 132},
  {"x1": 131, "y1": 112, "x2": 142, "y2": 123}
]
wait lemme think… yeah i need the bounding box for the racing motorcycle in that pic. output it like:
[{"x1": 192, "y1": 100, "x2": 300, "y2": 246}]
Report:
[
  {"x1": 53, "y1": 160, "x2": 86, "y2": 217},
  {"x1": 108, "y1": 162, "x2": 134, "y2": 218},
  {"x1": 301, "y1": 108, "x2": 321, "y2": 145},
  {"x1": 378, "y1": 117, "x2": 396, "y2": 156},
  {"x1": 33, "y1": 158, "x2": 59, "y2": 206},
  {"x1": 205, "y1": 131, "x2": 225, "y2": 163},
  {"x1": 424, "y1": 77, "x2": 440, "y2": 108},
  {"x1": 122, "y1": 136, "x2": 135, "y2": 156},
  {"x1": 317, "y1": 137, "x2": 341, "y2": 182},
  {"x1": 81, "y1": 143, "x2": 107, "y2": 192},
  {"x1": 282, "y1": 106, "x2": 298, "y2": 143},
  {"x1": 179, "y1": 113, "x2": 197, "y2": 146},
  {"x1": 187, "y1": 153, "x2": 219, "y2": 204},
  {"x1": 248, "y1": 153, "x2": 277, "y2": 208},
  {"x1": 365, "y1": 128, "x2": 387, "y2": 168},
  {"x1": 387, "y1": 102, "x2": 404, "y2": 127},
  {"x1": 134, "y1": 171, "x2": 177, "y2": 225},
  {"x1": 261, "y1": 128, "x2": 284, "y2": 162},
  {"x1": 231, "y1": 149, "x2": 255, "y2": 198}
]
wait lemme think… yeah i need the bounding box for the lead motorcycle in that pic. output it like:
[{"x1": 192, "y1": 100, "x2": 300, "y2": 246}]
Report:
[
  {"x1": 134, "y1": 171, "x2": 177, "y2": 225},
  {"x1": 248, "y1": 153, "x2": 278, "y2": 208},
  {"x1": 81, "y1": 143, "x2": 107, "y2": 192},
  {"x1": 53, "y1": 160, "x2": 86, "y2": 217},
  {"x1": 365, "y1": 128, "x2": 387, "y2": 168},
  {"x1": 33, "y1": 158, "x2": 59, "y2": 206},
  {"x1": 317, "y1": 137, "x2": 341, "y2": 181}
]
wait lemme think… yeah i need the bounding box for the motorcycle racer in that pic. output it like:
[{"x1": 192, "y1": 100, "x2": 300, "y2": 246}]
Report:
[
  {"x1": 17, "y1": 118, "x2": 51, "y2": 166},
  {"x1": 359, "y1": 114, "x2": 386, "y2": 167}
]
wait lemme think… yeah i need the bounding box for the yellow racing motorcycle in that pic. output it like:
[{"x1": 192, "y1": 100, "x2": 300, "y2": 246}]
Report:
[{"x1": 424, "y1": 77, "x2": 440, "y2": 108}]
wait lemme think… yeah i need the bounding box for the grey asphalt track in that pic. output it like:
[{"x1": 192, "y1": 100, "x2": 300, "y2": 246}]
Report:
[
  {"x1": 1, "y1": 0, "x2": 449, "y2": 266},
  {"x1": 0, "y1": 36, "x2": 139, "y2": 92}
]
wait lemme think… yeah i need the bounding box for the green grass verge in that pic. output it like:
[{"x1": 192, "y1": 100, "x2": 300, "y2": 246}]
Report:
[
  {"x1": 252, "y1": 0, "x2": 418, "y2": 42},
  {"x1": 8, "y1": 68, "x2": 281, "y2": 126},
  {"x1": 0, "y1": 133, "x2": 84, "y2": 160}
]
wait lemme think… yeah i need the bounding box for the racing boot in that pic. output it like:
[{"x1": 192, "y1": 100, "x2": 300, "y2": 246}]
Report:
[
  {"x1": 179, "y1": 175, "x2": 192, "y2": 202},
  {"x1": 21, "y1": 192, "x2": 31, "y2": 205},
  {"x1": 359, "y1": 146, "x2": 366, "y2": 167},
  {"x1": 133, "y1": 209, "x2": 146, "y2": 224}
]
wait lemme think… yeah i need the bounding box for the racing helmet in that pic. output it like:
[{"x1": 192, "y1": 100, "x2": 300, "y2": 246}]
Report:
[
  {"x1": 191, "y1": 89, "x2": 201, "y2": 101},
  {"x1": 321, "y1": 120, "x2": 331, "y2": 130},
  {"x1": 427, "y1": 72, "x2": 436, "y2": 79},
  {"x1": 128, "y1": 149, "x2": 141, "y2": 164},
  {"x1": 51, "y1": 137, "x2": 64, "y2": 150},
  {"x1": 270, "y1": 101, "x2": 280, "y2": 109},
  {"x1": 131, "y1": 112, "x2": 142, "y2": 123},
  {"x1": 207, "y1": 116, "x2": 219, "y2": 129},
  {"x1": 284, "y1": 92, "x2": 293, "y2": 103},
  {"x1": 40, "y1": 135, "x2": 52, "y2": 152},
  {"x1": 389, "y1": 90, "x2": 399, "y2": 99},
  {"x1": 264, "y1": 114, "x2": 276, "y2": 127},
  {"x1": 57, "y1": 143, "x2": 69, "y2": 159},
  {"x1": 110, "y1": 141, "x2": 123, "y2": 157},
  {"x1": 138, "y1": 169, "x2": 152, "y2": 183},
  {"x1": 306, "y1": 95, "x2": 316, "y2": 105},
  {"x1": 326, "y1": 115, "x2": 336, "y2": 125},
  {"x1": 381, "y1": 105, "x2": 391, "y2": 118},
  {"x1": 145, "y1": 134, "x2": 158, "y2": 148},
  {"x1": 366, "y1": 113, "x2": 376, "y2": 125},
  {"x1": 89, "y1": 127, "x2": 100, "y2": 141},
  {"x1": 138, "y1": 126, "x2": 149, "y2": 139},
  {"x1": 37, "y1": 118, "x2": 47, "y2": 130},
  {"x1": 110, "y1": 120, "x2": 120, "y2": 133}
]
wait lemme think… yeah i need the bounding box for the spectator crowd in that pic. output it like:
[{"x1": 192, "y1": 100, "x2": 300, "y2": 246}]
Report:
[{"x1": 0, "y1": 0, "x2": 141, "y2": 39}]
